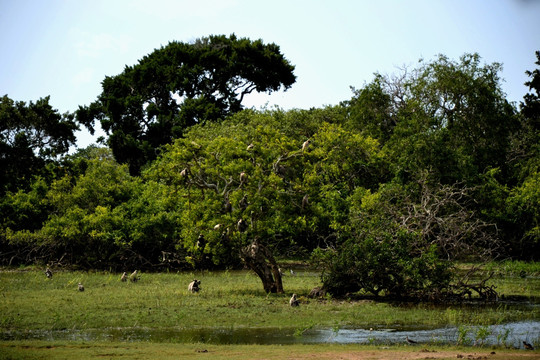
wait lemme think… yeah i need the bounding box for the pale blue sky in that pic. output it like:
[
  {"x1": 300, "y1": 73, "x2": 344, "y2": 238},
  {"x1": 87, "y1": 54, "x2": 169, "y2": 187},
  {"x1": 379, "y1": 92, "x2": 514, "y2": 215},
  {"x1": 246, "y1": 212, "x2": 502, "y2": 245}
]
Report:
[{"x1": 1, "y1": 0, "x2": 539, "y2": 149}]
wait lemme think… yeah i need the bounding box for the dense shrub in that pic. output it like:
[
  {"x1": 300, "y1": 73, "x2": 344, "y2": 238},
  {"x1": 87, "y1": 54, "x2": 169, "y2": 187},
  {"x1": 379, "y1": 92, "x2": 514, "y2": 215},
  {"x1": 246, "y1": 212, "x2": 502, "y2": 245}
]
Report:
[{"x1": 314, "y1": 231, "x2": 453, "y2": 300}]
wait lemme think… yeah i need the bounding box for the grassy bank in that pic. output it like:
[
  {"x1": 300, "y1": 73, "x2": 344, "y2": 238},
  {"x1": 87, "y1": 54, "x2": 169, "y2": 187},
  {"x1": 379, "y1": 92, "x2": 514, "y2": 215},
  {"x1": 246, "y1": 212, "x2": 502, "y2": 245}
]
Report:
[
  {"x1": 1, "y1": 266, "x2": 539, "y2": 333},
  {"x1": 0, "y1": 341, "x2": 538, "y2": 360}
]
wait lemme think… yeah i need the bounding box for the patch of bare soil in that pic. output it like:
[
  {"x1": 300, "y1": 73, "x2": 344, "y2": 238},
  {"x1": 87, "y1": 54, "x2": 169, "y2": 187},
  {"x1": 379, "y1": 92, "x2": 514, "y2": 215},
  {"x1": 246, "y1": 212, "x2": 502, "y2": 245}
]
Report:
[{"x1": 291, "y1": 349, "x2": 538, "y2": 360}]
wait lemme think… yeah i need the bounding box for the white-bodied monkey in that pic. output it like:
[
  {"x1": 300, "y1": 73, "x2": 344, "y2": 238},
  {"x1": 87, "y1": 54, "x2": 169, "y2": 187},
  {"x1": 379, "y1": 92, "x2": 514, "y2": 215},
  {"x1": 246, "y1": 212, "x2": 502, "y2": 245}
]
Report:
[
  {"x1": 188, "y1": 279, "x2": 201, "y2": 293},
  {"x1": 289, "y1": 294, "x2": 299, "y2": 307},
  {"x1": 129, "y1": 270, "x2": 139, "y2": 282},
  {"x1": 302, "y1": 139, "x2": 310, "y2": 152},
  {"x1": 239, "y1": 171, "x2": 247, "y2": 183}
]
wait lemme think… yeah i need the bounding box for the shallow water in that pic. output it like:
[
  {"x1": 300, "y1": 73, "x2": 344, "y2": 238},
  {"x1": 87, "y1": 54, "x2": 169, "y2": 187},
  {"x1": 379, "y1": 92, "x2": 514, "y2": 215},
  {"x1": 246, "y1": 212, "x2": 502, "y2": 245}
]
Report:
[{"x1": 2, "y1": 321, "x2": 539, "y2": 348}]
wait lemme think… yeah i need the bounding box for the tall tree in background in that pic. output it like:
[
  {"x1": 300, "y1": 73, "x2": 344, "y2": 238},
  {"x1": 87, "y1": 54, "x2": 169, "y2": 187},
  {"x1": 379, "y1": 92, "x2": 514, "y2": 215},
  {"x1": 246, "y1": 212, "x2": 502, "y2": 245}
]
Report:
[
  {"x1": 0, "y1": 95, "x2": 78, "y2": 194},
  {"x1": 347, "y1": 54, "x2": 517, "y2": 185},
  {"x1": 480, "y1": 51, "x2": 540, "y2": 260},
  {"x1": 504, "y1": 50, "x2": 540, "y2": 258},
  {"x1": 408, "y1": 54, "x2": 517, "y2": 179},
  {"x1": 77, "y1": 34, "x2": 296, "y2": 175},
  {"x1": 521, "y1": 50, "x2": 540, "y2": 132}
]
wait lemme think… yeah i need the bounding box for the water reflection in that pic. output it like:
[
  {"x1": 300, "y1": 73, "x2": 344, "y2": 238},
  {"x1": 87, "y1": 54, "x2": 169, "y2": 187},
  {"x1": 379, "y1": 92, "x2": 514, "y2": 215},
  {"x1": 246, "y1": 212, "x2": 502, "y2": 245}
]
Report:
[{"x1": 2, "y1": 321, "x2": 539, "y2": 348}]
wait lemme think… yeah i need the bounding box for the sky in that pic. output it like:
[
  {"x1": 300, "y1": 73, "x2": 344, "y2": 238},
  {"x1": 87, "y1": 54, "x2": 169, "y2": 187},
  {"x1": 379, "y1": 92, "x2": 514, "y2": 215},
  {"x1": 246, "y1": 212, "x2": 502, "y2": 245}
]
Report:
[{"x1": 1, "y1": 0, "x2": 539, "y2": 150}]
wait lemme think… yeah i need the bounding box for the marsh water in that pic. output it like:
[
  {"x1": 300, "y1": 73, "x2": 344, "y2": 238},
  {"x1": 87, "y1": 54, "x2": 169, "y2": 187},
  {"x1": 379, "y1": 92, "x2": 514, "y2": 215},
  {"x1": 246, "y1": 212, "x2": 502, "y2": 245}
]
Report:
[{"x1": 3, "y1": 321, "x2": 539, "y2": 348}]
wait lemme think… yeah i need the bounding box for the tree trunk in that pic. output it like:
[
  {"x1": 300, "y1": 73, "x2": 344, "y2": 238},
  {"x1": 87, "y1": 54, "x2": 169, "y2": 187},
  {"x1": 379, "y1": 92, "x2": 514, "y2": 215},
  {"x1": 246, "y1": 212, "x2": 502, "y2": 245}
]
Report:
[{"x1": 240, "y1": 238, "x2": 283, "y2": 294}]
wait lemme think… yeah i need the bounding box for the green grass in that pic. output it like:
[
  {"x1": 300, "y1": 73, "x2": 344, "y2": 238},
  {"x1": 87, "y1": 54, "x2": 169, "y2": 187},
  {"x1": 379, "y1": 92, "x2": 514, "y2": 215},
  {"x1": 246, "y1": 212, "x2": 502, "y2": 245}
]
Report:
[
  {"x1": 459, "y1": 260, "x2": 540, "y2": 300},
  {"x1": 485, "y1": 260, "x2": 540, "y2": 277},
  {"x1": 1, "y1": 266, "x2": 539, "y2": 334},
  {"x1": 0, "y1": 341, "x2": 537, "y2": 360}
]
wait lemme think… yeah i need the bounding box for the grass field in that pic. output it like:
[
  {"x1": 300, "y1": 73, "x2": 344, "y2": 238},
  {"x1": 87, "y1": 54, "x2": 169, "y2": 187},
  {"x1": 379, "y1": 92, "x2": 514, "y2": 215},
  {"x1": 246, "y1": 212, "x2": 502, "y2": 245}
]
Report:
[
  {"x1": 1, "y1": 262, "x2": 539, "y2": 358},
  {"x1": 1, "y1": 267, "x2": 539, "y2": 332},
  {"x1": 0, "y1": 341, "x2": 539, "y2": 360}
]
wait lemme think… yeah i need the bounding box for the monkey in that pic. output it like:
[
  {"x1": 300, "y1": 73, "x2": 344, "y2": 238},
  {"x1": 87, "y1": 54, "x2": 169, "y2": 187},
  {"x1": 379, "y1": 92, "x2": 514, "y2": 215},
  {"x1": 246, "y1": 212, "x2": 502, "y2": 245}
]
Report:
[
  {"x1": 308, "y1": 286, "x2": 326, "y2": 298},
  {"x1": 302, "y1": 139, "x2": 310, "y2": 152},
  {"x1": 78, "y1": 283, "x2": 85, "y2": 292},
  {"x1": 129, "y1": 270, "x2": 139, "y2": 282},
  {"x1": 45, "y1": 267, "x2": 53, "y2": 279},
  {"x1": 213, "y1": 223, "x2": 222, "y2": 231},
  {"x1": 302, "y1": 194, "x2": 309, "y2": 210},
  {"x1": 223, "y1": 199, "x2": 232, "y2": 213},
  {"x1": 239, "y1": 194, "x2": 248, "y2": 210},
  {"x1": 523, "y1": 341, "x2": 534, "y2": 350},
  {"x1": 197, "y1": 234, "x2": 205, "y2": 249},
  {"x1": 289, "y1": 294, "x2": 299, "y2": 307},
  {"x1": 121, "y1": 272, "x2": 127, "y2": 282},
  {"x1": 290, "y1": 269, "x2": 296, "y2": 276},
  {"x1": 188, "y1": 279, "x2": 201, "y2": 293},
  {"x1": 246, "y1": 143, "x2": 254, "y2": 151},
  {"x1": 220, "y1": 227, "x2": 231, "y2": 243},
  {"x1": 239, "y1": 171, "x2": 247, "y2": 183},
  {"x1": 237, "y1": 218, "x2": 247, "y2": 232},
  {"x1": 180, "y1": 168, "x2": 187, "y2": 177}
]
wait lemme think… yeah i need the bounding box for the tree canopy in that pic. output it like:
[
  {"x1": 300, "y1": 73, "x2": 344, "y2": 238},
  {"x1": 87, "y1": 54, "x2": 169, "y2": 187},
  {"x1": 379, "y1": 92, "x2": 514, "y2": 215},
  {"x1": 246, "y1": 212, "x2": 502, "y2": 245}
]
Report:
[
  {"x1": 0, "y1": 95, "x2": 78, "y2": 195},
  {"x1": 144, "y1": 108, "x2": 381, "y2": 292},
  {"x1": 347, "y1": 54, "x2": 517, "y2": 185},
  {"x1": 77, "y1": 34, "x2": 296, "y2": 175}
]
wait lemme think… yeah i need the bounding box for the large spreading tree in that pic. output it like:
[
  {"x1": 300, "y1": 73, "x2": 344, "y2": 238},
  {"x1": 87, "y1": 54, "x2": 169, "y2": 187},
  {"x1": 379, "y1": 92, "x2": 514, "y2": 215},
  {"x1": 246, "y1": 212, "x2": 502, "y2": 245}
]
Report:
[
  {"x1": 77, "y1": 34, "x2": 296, "y2": 175},
  {"x1": 146, "y1": 108, "x2": 381, "y2": 293}
]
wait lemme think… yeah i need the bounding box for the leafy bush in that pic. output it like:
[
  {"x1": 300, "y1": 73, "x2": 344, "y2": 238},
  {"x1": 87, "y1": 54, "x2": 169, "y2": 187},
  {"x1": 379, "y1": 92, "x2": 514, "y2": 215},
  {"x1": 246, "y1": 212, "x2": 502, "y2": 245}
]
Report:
[{"x1": 314, "y1": 231, "x2": 453, "y2": 299}]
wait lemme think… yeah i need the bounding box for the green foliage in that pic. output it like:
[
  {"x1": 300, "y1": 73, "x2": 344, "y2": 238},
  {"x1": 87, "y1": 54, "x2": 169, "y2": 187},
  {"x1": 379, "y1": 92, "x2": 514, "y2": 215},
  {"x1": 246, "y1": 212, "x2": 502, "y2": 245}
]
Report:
[
  {"x1": 457, "y1": 325, "x2": 472, "y2": 346},
  {"x1": 0, "y1": 95, "x2": 78, "y2": 194},
  {"x1": 2, "y1": 50, "x2": 540, "y2": 291},
  {"x1": 0, "y1": 177, "x2": 50, "y2": 232},
  {"x1": 347, "y1": 53, "x2": 518, "y2": 185},
  {"x1": 506, "y1": 170, "x2": 540, "y2": 255},
  {"x1": 346, "y1": 74, "x2": 395, "y2": 142},
  {"x1": 521, "y1": 50, "x2": 540, "y2": 132},
  {"x1": 409, "y1": 54, "x2": 517, "y2": 173},
  {"x1": 315, "y1": 232, "x2": 453, "y2": 299},
  {"x1": 314, "y1": 168, "x2": 504, "y2": 299},
  {"x1": 146, "y1": 108, "x2": 382, "y2": 270},
  {"x1": 3, "y1": 148, "x2": 141, "y2": 268},
  {"x1": 476, "y1": 166, "x2": 540, "y2": 260},
  {"x1": 148, "y1": 118, "x2": 299, "y2": 266},
  {"x1": 343, "y1": 52, "x2": 540, "y2": 260},
  {"x1": 494, "y1": 50, "x2": 540, "y2": 258},
  {"x1": 78, "y1": 34, "x2": 296, "y2": 175}
]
